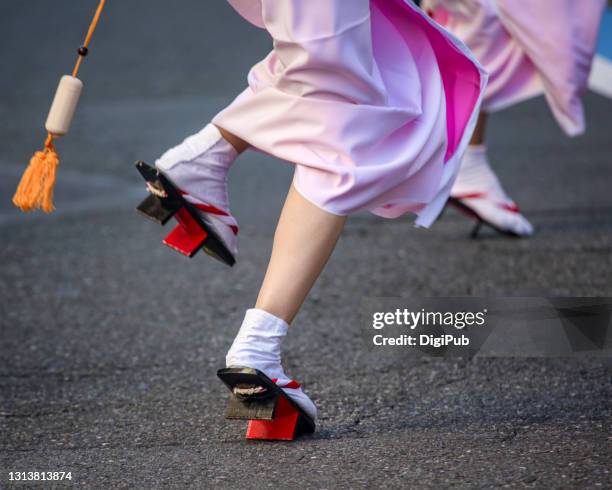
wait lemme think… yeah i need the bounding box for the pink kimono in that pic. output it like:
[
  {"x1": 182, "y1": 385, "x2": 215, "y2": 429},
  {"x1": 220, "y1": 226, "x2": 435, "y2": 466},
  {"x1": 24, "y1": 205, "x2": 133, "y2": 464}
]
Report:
[
  {"x1": 424, "y1": 0, "x2": 606, "y2": 136},
  {"x1": 215, "y1": 0, "x2": 486, "y2": 226}
]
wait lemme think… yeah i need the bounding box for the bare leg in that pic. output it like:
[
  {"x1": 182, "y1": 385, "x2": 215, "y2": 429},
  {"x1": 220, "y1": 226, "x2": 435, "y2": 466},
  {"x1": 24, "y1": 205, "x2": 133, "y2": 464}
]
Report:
[
  {"x1": 469, "y1": 112, "x2": 488, "y2": 145},
  {"x1": 224, "y1": 183, "x2": 344, "y2": 420},
  {"x1": 214, "y1": 124, "x2": 250, "y2": 154},
  {"x1": 255, "y1": 183, "x2": 347, "y2": 324}
]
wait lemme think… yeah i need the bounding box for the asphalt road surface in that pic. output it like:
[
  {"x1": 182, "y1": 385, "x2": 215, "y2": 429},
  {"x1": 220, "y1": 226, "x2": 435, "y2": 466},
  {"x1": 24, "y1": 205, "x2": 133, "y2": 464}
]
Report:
[{"x1": 1, "y1": 1, "x2": 611, "y2": 488}]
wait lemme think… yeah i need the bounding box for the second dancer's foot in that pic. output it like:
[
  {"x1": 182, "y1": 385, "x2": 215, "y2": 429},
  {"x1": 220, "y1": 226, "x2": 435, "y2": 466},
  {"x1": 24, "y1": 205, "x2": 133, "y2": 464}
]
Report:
[
  {"x1": 155, "y1": 124, "x2": 240, "y2": 256},
  {"x1": 450, "y1": 145, "x2": 534, "y2": 237}
]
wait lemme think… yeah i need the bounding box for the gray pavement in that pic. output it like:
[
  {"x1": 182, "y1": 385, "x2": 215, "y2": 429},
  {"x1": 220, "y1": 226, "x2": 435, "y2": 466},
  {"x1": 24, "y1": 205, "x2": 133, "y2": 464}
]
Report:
[{"x1": 1, "y1": 1, "x2": 611, "y2": 488}]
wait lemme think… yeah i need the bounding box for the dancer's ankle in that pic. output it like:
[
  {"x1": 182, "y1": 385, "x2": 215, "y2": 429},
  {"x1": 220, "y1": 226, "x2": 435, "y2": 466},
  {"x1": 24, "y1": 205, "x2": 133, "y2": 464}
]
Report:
[{"x1": 225, "y1": 308, "x2": 288, "y2": 371}]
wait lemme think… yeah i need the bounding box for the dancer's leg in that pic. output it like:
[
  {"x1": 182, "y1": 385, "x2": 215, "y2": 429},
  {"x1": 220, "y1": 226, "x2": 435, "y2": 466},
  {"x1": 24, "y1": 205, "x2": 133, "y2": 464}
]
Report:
[
  {"x1": 256, "y1": 184, "x2": 347, "y2": 324},
  {"x1": 451, "y1": 112, "x2": 534, "y2": 236},
  {"x1": 470, "y1": 112, "x2": 487, "y2": 145},
  {"x1": 215, "y1": 125, "x2": 249, "y2": 154},
  {"x1": 226, "y1": 183, "x2": 346, "y2": 420}
]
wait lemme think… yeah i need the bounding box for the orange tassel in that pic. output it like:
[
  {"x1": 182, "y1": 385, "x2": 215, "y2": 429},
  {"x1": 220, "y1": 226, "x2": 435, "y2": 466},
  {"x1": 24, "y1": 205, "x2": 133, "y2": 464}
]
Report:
[{"x1": 12, "y1": 135, "x2": 60, "y2": 213}]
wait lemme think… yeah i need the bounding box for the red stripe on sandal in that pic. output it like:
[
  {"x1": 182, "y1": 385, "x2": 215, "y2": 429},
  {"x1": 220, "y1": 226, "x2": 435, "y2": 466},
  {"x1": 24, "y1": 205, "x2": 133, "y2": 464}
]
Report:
[
  {"x1": 499, "y1": 202, "x2": 521, "y2": 213},
  {"x1": 454, "y1": 192, "x2": 521, "y2": 214},
  {"x1": 453, "y1": 192, "x2": 486, "y2": 200},
  {"x1": 178, "y1": 190, "x2": 230, "y2": 216},
  {"x1": 271, "y1": 378, "x2": 302, "y2": 389}
]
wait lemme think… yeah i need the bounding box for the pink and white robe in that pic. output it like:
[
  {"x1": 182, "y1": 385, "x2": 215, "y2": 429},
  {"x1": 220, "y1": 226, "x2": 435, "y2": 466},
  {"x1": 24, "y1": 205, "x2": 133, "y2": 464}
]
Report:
[
  {"x1": 215, "y1": 0, "x2": 487, "y2": 226},
  {"x1": 423, "y1": 0, "x2": 606, "y2": 136}
]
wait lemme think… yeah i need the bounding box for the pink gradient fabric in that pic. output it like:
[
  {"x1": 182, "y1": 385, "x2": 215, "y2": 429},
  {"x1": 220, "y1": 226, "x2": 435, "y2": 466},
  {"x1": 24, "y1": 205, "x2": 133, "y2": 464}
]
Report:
[
  {"x1": 218, "y1": 0, "x2": 486, "y2": 225},
  {"x1": 424, "y1": 0, "x2": 605, "y2": 136}
]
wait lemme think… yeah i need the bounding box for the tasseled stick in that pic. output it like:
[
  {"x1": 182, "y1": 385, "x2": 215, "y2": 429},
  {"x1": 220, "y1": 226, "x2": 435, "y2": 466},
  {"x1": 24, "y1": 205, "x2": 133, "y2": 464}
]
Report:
[
  {"x1": 12, "y1": 134, "x2": 60, "y2": 213},
  {"x1": 11, "y1": 0, "x2": 106, "y2": 215}
]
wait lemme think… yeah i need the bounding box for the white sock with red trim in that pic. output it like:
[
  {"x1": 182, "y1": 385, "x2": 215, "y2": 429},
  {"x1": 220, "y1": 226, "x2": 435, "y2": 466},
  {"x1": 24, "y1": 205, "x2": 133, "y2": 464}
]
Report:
[
  {"x1": 226, "y1": 308, "x2": 317, "y2": 421},
  {"x1": 451, "y1": 145, "x2": 534, "y2": 236},
  {"x1": 155, "y1": 124, "x2": 239, "y2": 255}
]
